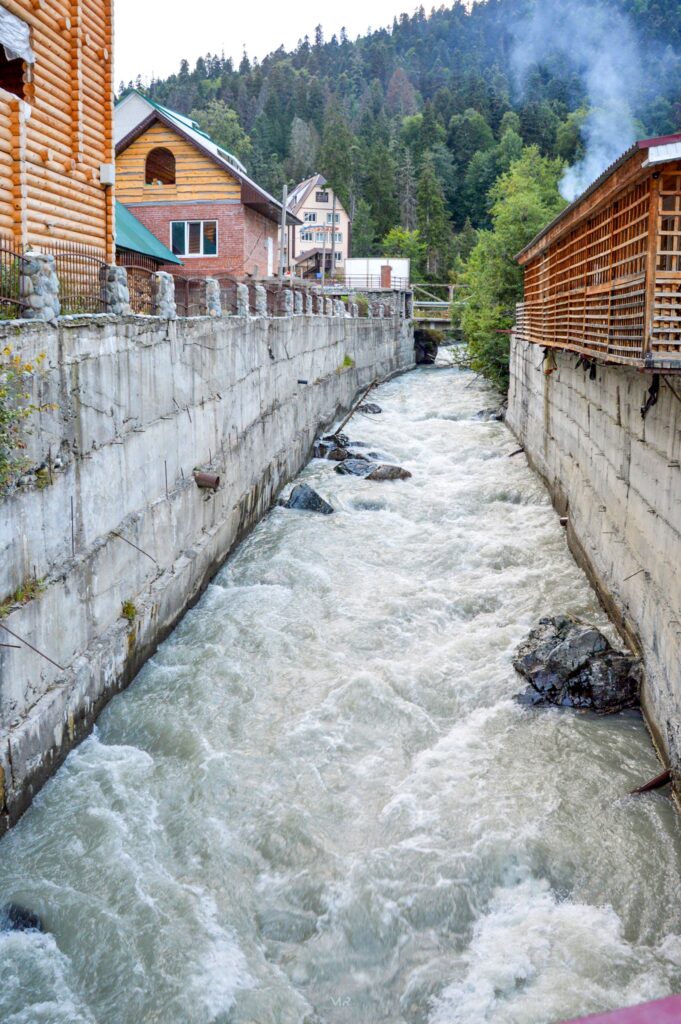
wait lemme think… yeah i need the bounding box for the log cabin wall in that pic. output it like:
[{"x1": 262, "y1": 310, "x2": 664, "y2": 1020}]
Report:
[
  {"x1": 0, "y1": 0, "x2": 114, "y2": 260},
  {"x1": 517, "y1": 148, "x2": 681, "y2": 371}
]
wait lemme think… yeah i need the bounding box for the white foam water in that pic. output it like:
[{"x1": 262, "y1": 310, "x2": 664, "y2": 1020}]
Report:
[{"x1": 1, "y1": 365, "x2": 681, "y2": 1024}]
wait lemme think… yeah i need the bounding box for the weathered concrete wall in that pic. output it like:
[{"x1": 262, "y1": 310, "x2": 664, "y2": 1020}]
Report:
[
  {"x1": 508, "y1": 334, "x2": 681, "y2": 780},
  {"x1": 0, "y1": 311, "x2": 413, "y2": 832}
]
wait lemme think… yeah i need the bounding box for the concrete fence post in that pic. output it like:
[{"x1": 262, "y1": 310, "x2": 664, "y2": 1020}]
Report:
[
  {"x1": 236, "y1": 283, "x2": 249, "y2": 317},
  {"x1": 377, "y1": 303, "x2": 385, "y2": 318},
  {"x1": 21, "y1": 252, "x2": 61, "y2": 322},
  {"x1": 305, "y1": 290, "x2": 314, "y2": 315},
  {"x1": 151, "y1": 271, "x2": 176, "y2": 319},
  {"x1": 284, "y1": 288, "x2": 294, "y2": 317},
  {"x1": 324, "y1": 297, "x2": 334, "y2": 317},
  {"x1": 101, "y1": 265, "x2": 131, "y2": 316},
  {"x1": 205, "y1": 278, "x2": 222, "y2": 318},
  {"x1": 351, "y1": 302, "x2": 359, "y2": 318},
  {"x1": 255, "y1": 284, "x2": 267, "y2": 317},
  {"x1": 294, "y1": 290, "x2": 303, "y2": 315}
]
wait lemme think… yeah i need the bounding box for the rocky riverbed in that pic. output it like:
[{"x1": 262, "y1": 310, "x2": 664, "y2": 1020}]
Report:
[{"x1": 0, "y1": 365, "x2": 680, "y2": 1024}]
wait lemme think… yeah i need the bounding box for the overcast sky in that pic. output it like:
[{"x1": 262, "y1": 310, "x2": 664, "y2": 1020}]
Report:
[{"x1": 114, "y1": 0, "x2": 422, "y2": 87}]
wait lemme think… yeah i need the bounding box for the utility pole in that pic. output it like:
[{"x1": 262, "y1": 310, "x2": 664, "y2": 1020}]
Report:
[
  {"x1": 329, "y1": 191, "x2": 337, "y2": 281},
  {"x1": 320, "y1": 202, "x2": 328, "y2": 289},
  {"x1": 279, "y1": 183, "x2": 288, "y2": 282}
]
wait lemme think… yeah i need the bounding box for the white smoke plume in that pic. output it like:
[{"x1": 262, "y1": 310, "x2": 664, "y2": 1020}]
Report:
[{"x1": 511, "y1": 0, "x2": 644, "y2": 201}]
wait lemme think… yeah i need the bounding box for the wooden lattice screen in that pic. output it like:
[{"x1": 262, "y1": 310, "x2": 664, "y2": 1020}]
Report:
[{"x1": 516, "y1": 168, "x2": 679, "y2": 372}]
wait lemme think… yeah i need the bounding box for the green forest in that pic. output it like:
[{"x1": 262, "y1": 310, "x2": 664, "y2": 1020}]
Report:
[{"x1": 121, "y1": 0, "x2": 681, "y2": 387}]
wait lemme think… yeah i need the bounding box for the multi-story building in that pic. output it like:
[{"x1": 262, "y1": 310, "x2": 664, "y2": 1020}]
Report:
[
  {"x1": 0, "y1": 0, "x2": 115, "y2": 259},
  {"x1": 287, "y1": 174, "x2": 351, "y2": 278}
]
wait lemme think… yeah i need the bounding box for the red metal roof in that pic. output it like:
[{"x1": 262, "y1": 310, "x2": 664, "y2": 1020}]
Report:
[{"x1": 560, "y1": 995, "x2": 681, "y2": 1023}]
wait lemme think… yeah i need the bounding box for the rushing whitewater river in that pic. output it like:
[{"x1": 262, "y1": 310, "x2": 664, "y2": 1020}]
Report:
[{"x1": 2, "y1": 364, "x2": 681, "y2": 1024}]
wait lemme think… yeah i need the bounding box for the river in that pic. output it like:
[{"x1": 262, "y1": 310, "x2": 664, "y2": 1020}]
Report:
[{"x1": 1, "y1": 364, "x2": 681, "y2": 1024}]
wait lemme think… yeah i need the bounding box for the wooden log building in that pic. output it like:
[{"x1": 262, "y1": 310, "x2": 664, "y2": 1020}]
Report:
[
  {"x1": 517, "y1": 134, "x2": 681, "y2": 371},
  {"x1": 0, "y1": 0, "x2": 114, "y2": 260}
]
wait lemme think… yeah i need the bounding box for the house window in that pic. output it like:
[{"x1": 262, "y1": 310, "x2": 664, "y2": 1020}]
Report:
[
  {"x1": 146, "y1": 148, "x2": 176, "y2": 185},
  {"x1": 326, "y1": 212, "x2": 340, "y2": 224},
  {"x1": 335, "y1": 232, "x2": 343, "y2": 243},
  {"x1": 334, "y1": 251, "x2": 342, "y2": 261},
  {"x1": 300, "y1": 229, "x2": 313, "y2": 242},
  {"x1": 316, "y1": 191, "x2": 329, "y2": 202},
  {"x1": 171, "y1": 220, "x2": 218, "y2": 257},
  {"x1": 304, "y1": 212, "x2": 317, "y2": 222},
  {"x1": 0, "y1": 8, "x2": 35, "y2": 100}
]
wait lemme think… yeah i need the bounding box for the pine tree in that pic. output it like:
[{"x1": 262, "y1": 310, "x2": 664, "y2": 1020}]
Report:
[
  {"x1": 351, "y1": 199, "x2": 376, "y2": 257},
  {"x1": 417, "y1": 153, "x2": 451, "y2": 279}
]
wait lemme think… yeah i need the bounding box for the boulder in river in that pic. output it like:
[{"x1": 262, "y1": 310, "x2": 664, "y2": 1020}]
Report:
[
  {"x1": 1, "y1": 904, "x2": 44, "y2": 933},
  {"x1": 475, "y1": 406, "x2": 506, "y2": 422},
  {"x1": 357, "y1": 402, "x2": 382, "y2": 414},
  {"x1": 514, "y1": 615, "x2": 641, "y2": 713},
  {"x1": 283, "y1": 484, "x2": 334, "y2": 515},
  {"x1": 334, "y1": 459, "x2": 375, "y2": 478},
  {"x1": 367, "y1": 464, "x2": 412, "y2": 481}
]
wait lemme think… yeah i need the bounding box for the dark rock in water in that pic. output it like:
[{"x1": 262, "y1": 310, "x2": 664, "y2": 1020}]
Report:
[
  {"x1": 514, "y1": 615, "x2": 641, "y2": 713},
  {"x1": 284, "y1": 484, "x2": 334, "y2": 515},
  {"x1": 367, "y1": 464, "x2": 412, "y2": 481},
  {"x1": 357, "y1": 402, "x2": 382, "y2": 415},
  {"x1": 326, "y1": 447, "x2": 349, "y2": 462},
  {"x1": 335, "y1": 459, "x2": 374, "y2": 478},
  {"x1": 1, "y1": 904, "x2": 44, "y2": 933},
  {"x1": 414, "y1": 332, "x2": 438, "y2": 365},
  {"x1": 323, "y1": 432, "x2": 349, "y2": 447},
  {"x1": 475, "y1": 407, "x2": 505, "y2": 422},
  {"x1": 313, "y1": 438, "x2": 337, "y2": 459}
]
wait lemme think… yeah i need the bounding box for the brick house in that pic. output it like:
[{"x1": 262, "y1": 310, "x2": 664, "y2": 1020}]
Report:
[{"x1": 114, "y1": 91, "x2": 299, "y2": 279}]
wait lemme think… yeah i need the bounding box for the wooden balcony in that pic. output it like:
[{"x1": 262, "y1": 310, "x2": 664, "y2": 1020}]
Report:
[{"x1": 517, "y1": 140, "x2": 681, "y2": 371}]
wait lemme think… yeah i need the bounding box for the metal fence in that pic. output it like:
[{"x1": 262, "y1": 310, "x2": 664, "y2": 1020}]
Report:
[
  {"x1": 0, "y1": 237, "x2": 29, "y2": 319},
  {"x1": 41, "y1": 241, "x2": 107, "y2": 315},
  {"x1": 175, "y1": 277, "x2": 207, "y2": 317},
  {"x1": 124, "y1": 265, "x2": 155, "y2": 315}
]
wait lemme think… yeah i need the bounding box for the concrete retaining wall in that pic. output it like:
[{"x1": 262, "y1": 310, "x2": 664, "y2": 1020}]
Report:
[
  {"x1": 0, "y1": 311, "x2": 413, "y2": 833},
  {"x1": 508, "y1": 334, "x2": 681, "y2": 780}
]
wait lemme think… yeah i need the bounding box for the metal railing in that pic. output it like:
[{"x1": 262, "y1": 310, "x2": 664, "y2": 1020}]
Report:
[
  {"x1": 0, "y1": 237, "x2": 29, "y2": 320},
  {"x1": 342, "y1": 275, "x2": 411, "y2": 291}
]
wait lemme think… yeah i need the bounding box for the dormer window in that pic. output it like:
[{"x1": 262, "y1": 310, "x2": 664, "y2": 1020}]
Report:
[
  {"x1": 145, "y1": 147, "x2": 176, "y2": 185},
  {"x1": 0, "y1": 8, "x2": 34, "y2": 100}
]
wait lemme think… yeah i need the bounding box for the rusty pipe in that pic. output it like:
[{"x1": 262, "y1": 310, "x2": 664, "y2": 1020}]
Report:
[{"x1": 194, "y1": 472, "x2": 220, "y2": 490}]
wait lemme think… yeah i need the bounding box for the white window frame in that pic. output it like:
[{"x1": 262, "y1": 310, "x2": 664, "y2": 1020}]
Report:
[
  {"x1": 170, "y1": 219, "x2": 219, "y2": 258},
  {"x1": 304, "y1": 211, "x2": 317, "y2": 223},
  {"x1": 326, "y1": 212, "x2": 340, "y2": 224}
]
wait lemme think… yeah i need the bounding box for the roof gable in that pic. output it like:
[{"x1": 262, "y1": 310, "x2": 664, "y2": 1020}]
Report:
[{"x1": 115, "y1": 93, "x2": 300, "y2": 226}]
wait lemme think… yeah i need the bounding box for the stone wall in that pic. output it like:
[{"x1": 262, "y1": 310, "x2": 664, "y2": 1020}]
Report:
[
  {"x1": 0, "y1": 312, "x2": 414, "y2": 832},
  {"x1": 508, "y1": 334, "x2": 681, "y2": 781}
]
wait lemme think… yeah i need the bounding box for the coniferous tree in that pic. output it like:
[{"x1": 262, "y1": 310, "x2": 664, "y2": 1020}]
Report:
[
  {"x1": 351, "y1": 199, "x2": 377, "y2": 256},
  {"x1": 417, "y1": 153, "x2": 451, "y2": 279}
]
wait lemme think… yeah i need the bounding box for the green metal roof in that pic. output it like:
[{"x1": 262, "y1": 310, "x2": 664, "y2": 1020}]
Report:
[{"x1": 115, "y1": 201, "x2": 183, "y2": 265}]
